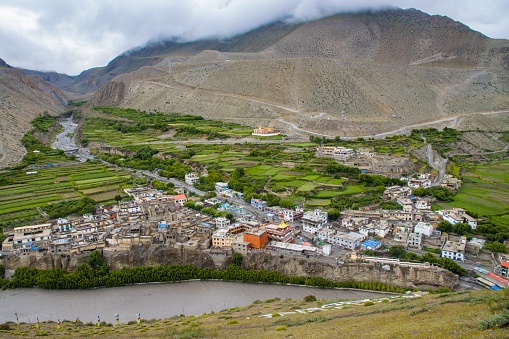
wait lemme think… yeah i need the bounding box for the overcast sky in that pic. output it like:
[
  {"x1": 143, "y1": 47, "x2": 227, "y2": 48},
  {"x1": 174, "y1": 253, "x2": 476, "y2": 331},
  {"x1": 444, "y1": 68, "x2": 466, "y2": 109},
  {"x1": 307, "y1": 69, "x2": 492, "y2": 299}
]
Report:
[{"x1": 1, "y1": 0, "x2": 508, "y2": 75}]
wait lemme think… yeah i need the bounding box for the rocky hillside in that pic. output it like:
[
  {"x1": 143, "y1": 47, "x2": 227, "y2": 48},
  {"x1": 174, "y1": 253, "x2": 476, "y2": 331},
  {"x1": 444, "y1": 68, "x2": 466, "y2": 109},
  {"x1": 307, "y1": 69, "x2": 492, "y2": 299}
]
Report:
[
  {"x1": 86, "y1": 8, "x2": 509, "y2": 137},
  {"x1": 0, "y1": 58, "x2": 68, "y2": 167}
]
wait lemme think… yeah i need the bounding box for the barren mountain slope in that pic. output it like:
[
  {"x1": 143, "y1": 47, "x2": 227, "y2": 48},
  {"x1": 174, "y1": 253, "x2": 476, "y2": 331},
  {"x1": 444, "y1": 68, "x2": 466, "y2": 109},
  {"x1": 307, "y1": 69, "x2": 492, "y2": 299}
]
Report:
[
  {"x1": 0, "y1": 61, "x2": 68, "y2": 167},
  {"x1": 87, "y1": 8, "x2": 509, "y2": 136}
]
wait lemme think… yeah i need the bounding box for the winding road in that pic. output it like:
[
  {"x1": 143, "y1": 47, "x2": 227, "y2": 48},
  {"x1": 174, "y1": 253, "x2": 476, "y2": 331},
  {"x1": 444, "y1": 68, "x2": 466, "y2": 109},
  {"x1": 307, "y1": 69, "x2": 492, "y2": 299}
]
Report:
[{"x1": 141, "y1": 80, "x2": 509, "y2": 139}]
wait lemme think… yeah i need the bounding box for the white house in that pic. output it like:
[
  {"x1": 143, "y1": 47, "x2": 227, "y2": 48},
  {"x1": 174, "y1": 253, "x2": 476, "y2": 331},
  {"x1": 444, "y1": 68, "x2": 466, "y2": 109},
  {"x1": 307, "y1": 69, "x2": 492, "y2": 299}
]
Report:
[
  {"x1": 328, "y1": 231, "x2": 360, "y2": 250},
  {"x1": 302, "y1": 209, "x2": 328, "y2": 234},
  {"x1": 442, "y1": 238, "x2": 466, "y2": 261},
  {"x1": 438, "y1": 208, "x2": 477, "y2": 229},
  {"x1": 414, "y1": 222, "x2": 434, "y2": 237},
  {"x1": 215, "y1": 216, "x2": 230, "y2": 228},
  {"x1": 185, "y1": 173, "x2": 200, "y2": 185}
]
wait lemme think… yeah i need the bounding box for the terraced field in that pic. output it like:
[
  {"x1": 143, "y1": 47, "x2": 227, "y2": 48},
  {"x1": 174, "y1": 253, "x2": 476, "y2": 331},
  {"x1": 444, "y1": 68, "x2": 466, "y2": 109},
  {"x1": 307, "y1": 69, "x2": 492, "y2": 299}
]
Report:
[
  {"x1": 0, "y1": 163, "x2": 130, "y2": 225},
  {"x1": 438, "y1": 159, "x2": 509, "y2": 225}
]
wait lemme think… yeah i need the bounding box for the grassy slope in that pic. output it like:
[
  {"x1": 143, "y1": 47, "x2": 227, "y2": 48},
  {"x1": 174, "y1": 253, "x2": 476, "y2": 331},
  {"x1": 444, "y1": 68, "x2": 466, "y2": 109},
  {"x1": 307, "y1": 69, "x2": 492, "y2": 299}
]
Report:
[{"x1": 3, "y1": 289, "x2": 508, "y2": 338}]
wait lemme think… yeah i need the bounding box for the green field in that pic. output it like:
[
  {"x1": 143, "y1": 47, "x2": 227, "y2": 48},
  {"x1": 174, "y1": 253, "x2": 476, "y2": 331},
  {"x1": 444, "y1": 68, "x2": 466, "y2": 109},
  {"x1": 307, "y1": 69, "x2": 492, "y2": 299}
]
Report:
[
  {"x1": 0, "y1": 163, "x2": 130, "y2": 226},
  {"x1": 439, "y1": 160, "x2": 509, "y2": 218}
]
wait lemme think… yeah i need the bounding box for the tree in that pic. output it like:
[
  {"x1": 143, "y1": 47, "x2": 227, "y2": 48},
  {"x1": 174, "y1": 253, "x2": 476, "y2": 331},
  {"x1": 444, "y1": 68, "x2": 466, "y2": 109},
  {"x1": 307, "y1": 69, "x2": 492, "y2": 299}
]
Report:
[
  {"x1": 437, "y1": 220, "x2": 453, "y2": 233},
  {"x1": 114, "y1": 195, "x2": 122, "y2": 203},
  {"x1": 421, "y1": 252, "x2": 438, "y2": 264},
  {"x1": 484, "y1": 241, "x2": 509, "y2": 254},
  {"x1": 233, "y1": 252, "x2": 243, "y2": 267},
  {"x1": 406, "y1": 252, "x2": 421, "y2": 261},
  {"x1": 363, "y1": 249, "x2": 374, "y2": 256},
  {"x1": 389, "y1": 245, "x2": 406, "y2": 259},
  {"x1": 328, "y1": 209, "x2": 341, "y2": 221},
  {"x1": 453, "y1": 222, "x2": 471, "y2": 236},
  {"x1": 88, "y1": 250, "x2": 106, "y2": 270}
]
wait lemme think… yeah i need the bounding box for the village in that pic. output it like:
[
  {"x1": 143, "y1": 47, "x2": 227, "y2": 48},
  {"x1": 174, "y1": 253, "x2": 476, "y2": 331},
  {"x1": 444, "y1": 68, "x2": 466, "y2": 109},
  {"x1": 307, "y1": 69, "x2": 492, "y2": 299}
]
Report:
[{"x1": 3, "y1": 162, "x2": 509, "y2": 291}]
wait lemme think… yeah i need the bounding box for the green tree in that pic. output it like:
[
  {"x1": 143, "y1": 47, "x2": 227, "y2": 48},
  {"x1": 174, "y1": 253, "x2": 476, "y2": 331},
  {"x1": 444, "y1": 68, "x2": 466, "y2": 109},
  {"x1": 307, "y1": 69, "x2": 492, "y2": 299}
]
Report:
[
  {"x1": 328, "y1": 209, "x2": 341, "y2": 221},
  {"x1": 453, "y1": 222, "x2": 471, "y2": 236},
  {"x1": 389, "y1": 245, "x2": 406, "y2": 259},
  {"x1": 233, "y1": 252, "x2": 243, "y2": 267},
  {"x1": 437, "y1": 220, "x2": 453, "y2": 233},
  {"x1": 484, "y1": 241, "x2": 509, "y2": 254},
  {"x1": 88, "y1": 250, "x2": 106, "y2": 270}
]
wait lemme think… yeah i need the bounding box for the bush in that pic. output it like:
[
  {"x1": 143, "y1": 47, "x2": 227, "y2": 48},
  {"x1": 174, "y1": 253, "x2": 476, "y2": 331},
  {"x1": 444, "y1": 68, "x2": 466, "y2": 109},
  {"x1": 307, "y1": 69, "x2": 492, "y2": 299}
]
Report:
[
  {"x1": 226, "y1": 320, "x2": 238, "y2": 325},
  {"x1": 0, "y1": 323, "x2": 11, "y2": 330},
  {"x1": 303, "y1": 295, "x2": 317, "y2": 302},
  {"x1": 364, "y1": 301, "x2": 375, "y2": 306},
  {"x1": 275, "y1": 325, "x2": 287, "y2": 331},
  {"x1": 271, "y1": 313, "x2": 281, "y2": 317},
  {"x1": 478, "y1": 311, "x2": 509, "y2": 330}
]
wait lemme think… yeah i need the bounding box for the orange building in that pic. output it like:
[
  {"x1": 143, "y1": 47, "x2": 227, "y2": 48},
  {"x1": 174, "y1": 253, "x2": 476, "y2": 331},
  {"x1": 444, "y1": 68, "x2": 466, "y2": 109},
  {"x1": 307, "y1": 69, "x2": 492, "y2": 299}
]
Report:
[{"x1": 243, "y1": 228, "x2": 269, "y2": 249}]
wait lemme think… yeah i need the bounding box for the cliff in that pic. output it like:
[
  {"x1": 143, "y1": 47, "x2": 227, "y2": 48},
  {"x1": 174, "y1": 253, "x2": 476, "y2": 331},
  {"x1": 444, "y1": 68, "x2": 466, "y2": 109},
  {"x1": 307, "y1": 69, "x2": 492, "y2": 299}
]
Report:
[{"x1": 3, "y1": 245, "x2": 458, "y2": 290}]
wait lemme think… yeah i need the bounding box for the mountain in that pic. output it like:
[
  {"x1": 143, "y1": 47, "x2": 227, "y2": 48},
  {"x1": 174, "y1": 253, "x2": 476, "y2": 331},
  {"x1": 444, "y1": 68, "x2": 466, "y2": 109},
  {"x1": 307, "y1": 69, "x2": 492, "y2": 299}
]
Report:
[
  {"x1": 85, "y1": 8, "x2": 509, "y2": 137},
  {"x1": 0, "y1": 58, "x2": 68, "y2": 167}
]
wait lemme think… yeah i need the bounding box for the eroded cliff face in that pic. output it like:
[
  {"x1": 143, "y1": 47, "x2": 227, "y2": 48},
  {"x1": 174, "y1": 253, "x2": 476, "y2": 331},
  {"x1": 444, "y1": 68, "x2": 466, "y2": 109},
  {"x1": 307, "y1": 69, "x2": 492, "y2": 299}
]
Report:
[
  {"x1": 3, "y1": 246, "x2": 458, "y2": 290},
  {"x1": 242, "y1": 252, "x2": 459, "y2": 290}
]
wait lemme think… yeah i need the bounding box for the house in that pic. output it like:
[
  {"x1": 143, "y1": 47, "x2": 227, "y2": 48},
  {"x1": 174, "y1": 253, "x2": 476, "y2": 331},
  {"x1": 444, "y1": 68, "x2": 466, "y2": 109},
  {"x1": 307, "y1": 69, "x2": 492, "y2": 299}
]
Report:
[
  {"x1": 440, "y1": 175, "x2": 461, "y2": 190},
  {"x1": 397, "y1": 198, "x2": 414, "y2": 212},
  {"x1": 438, "y1": 208, "x2": 477, "y2": 229},
  {"x1": 243, "y1": 228, "x2": 269, "y2": 249},
  {"x1": 414, "y1": 222, "x2": 435, "y2": 237},
  {"x1": 301, "y1": 209, "x2": 328, "y2": 234},
  {"x1": 211, "y1": 228, "x2": 237, "y2": 248},
  {"x1": 359, "y1": 222, "x2": 391, "y2": 238},
  {"x1": 361, "y1": 240, "x2": 381, "y2": 251},
  {"x1": 169, "y1": 194, "x2": 187, "y2": 207},
  {"x1": 252, "y1": 127, "x2": 280, "y2": 136},
  {"x1": 264, "y1": 221, "x2": 294, "y2": 243},
  {"x1": 328, "y1": 231, "x2": 360, "y2": 250},
  {"x1": 4, "y1": 224, "x2": 52, "y2": 251},
  {"x1": 185, "y1": 173, "x2": 200, "y2": 185},
  {"x1": 57, "y1": 218, "x2": 71, "y2": 232},
  {"x1": 215, "y1": 216, "x2": 230, "y2": 228},
  {"x1": 316, "y1": 228, "x2": 335, "y2": 243},
  {"x1": 232, "y1": 240, "x2": 250, "y2": 254},
  {"x1": 384, "y1": 185, "x2": 412, "y2": 201},
  {"x1": 415, "y1": 200, "x2": 430, "y2": 210},
  {"x1": 266, "y1": 241, "x2": 318, "y2": 257},
  {"x1": 495, "y1": 262, "x2": 509, "y2": 278},
  {"x1": 215, "y1": 182, "x2": 229, "y2": 195},
  {"x1": 406, "y1": 232, "x2": 422, "y2": 248},
  {"x1": 251, "y1": 198, "x2": 268, "y2": 210},
  {"x1": 283, "y1": 208, "x2": 303, "y2": 222},
  {"x1": 442, "y1": 237, "x2": 467, "y2": 261}
]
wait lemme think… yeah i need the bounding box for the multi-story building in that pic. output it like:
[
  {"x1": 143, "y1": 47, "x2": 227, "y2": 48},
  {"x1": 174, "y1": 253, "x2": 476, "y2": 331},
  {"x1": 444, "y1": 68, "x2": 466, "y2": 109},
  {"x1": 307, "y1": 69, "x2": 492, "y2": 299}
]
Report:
[
  {"x1": 438, "y1": 208, "x2": 477, "y2": 229},
  {"x1": 264, "y1": 221, "x2": 294, "y2": 243},
  {"x1": 169, "y1": 194, "x2": 187, "y2": 207},
  {"x1": 328, "y1": 231, "x2": 360, "y2": 250},
  {"x1": 243, "y1": 228, "x2": 269, "y2": 249},
  {"x1": 2, "y1": 223, "x2": 52, "y2": 252},
  {"x1": 211, "y1": 228, "x2": 237, "y2": 248},
  {"x1": 251, "y1": 198, "x2": 268, "y2": 210},
  {"x1": 415, "y1": 200, "x2": 430, "y2": 210},
  {"x1": 185, "y1": 173, "x2": 200, "y2": 185},
  {"x1": 414, "y1": 222, "x2": 434, "y2": 237},
  {"x1": 442, "y1": 238, "x2": 466, "y2": 261},
  {"x1": 406, "y1": 232, "x2": 422, "y2": 248},
  {"x1": 215, "y1": 216, "x2": 230, "y2": 228},
  {"x1": 301, "y1": 209, "x2": 328, "y2": 234},
  {"x1": 283, "y1": 208, "x2": 303, "y2": 222}
]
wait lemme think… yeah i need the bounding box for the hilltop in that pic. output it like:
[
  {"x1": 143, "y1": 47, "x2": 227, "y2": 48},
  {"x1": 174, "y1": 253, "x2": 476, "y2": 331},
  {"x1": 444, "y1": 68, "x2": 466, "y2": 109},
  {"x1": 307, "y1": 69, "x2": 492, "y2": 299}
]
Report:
[{"x1": 83, "y1": 8, "x2": 509, "y2": 137}]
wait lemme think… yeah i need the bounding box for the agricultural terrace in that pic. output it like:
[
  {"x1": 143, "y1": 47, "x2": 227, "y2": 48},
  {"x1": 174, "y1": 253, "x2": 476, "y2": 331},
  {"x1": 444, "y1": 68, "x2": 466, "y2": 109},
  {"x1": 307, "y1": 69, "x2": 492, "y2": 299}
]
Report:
[
  {"x1": 0, "y1": 163, "x2": 130, "y2": 227},
  {"x1": 98, "y1": 141, "x2": 389, "y2": 212},
  {"x1": 436, "y1": 159, "x2": 509, "y2": 228},
  {"x1": 80, "y1": 107, "x2": 260, "y2": 146}
]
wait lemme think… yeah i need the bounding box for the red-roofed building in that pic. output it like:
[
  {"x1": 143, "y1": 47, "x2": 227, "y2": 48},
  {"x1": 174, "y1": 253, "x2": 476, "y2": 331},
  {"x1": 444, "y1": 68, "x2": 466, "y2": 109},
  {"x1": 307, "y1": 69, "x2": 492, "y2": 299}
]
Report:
[
  {"x1": 496, "y1": 262, "x2": 509, "y2": 278},
  {"x1": 169, "y1": 194, "x2": 187, "y2": 207}
]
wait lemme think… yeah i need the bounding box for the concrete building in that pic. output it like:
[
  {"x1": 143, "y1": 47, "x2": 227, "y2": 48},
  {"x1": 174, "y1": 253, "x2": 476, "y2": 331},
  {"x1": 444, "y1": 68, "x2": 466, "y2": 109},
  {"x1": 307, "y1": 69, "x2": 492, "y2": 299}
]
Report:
[
  {"x1": 243, "y1": 228, "x2": 269, "y2": 249},
  {"x1": 252, "y1": 127, "x2": 280, "y2": 136},
  {"x1": 264, "y1": 221, "x2": 294, "y2": 243},
  {"x1": 185, "y1": 173, "x2": 200, "y2": 185},
  {"x1": 328, "y1": 231, "x2": 360, "y2": 250},
  {"x1": 301, "y1": 209, "x2": 328, "y2": 234},
  {"x1": 169, "y1": 194, "x2": 187, "y2": 207},
  {"x1": 266, "y1": 241, "x2": 318, "y2": 256},
  {"x1": 415, "y1": 200, "x2": 430, "y2": 210},
  {"x1": 406, "y1": 232, "x2": 422, "y2": 248},
  {"x1": 414, "y1": 222, "x2": 434, "y2": 237},
  {"x1": 211, "y1": 228, "x2": 236, "y2": 248},
  {"x1": 442, "y1": 237, "x2": 467, "y2": 261},
  {"x1": 215, "y1": 216, "x2": 230, "y2": 228},
  {"x1": 251, "y1": 198, "x2": 268, "y2": 210},
  {"x1": 283, "y1": 208, "x2": 303, "y2": 222},
  {"x1": 438, "y1": 208, "x2": 477, "y2": 229}
]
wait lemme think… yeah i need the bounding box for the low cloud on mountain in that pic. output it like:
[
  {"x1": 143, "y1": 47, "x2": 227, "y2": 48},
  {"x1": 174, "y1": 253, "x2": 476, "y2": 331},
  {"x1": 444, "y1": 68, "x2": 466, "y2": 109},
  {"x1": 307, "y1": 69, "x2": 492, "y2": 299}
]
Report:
[{"x1": 0, "y1": 0, "x2": 507, "y2": 75}]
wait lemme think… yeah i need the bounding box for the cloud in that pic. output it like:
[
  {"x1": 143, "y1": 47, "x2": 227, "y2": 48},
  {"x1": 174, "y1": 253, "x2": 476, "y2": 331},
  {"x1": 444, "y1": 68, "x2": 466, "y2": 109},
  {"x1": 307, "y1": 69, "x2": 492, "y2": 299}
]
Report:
[{"x1": 0, "y1": 0, "x2": 507, "y2": 75}]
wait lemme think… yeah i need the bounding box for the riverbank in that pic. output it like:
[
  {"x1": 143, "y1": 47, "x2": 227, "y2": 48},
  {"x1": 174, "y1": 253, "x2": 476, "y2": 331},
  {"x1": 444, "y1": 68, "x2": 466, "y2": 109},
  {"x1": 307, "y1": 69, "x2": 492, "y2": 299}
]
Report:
[
  {"x1": 0, "y1": 288, "x2": 505, "y2": 338},
  {"x1": 0, "y1": 280, "x2": 396, "y2": 324}
]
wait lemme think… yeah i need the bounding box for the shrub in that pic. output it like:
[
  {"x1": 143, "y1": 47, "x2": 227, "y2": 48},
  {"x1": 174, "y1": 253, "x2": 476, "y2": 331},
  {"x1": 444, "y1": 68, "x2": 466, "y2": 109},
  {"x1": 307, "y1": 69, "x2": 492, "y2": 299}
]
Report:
[
  {"x1": 226, "y1": 320, "x2": 239, "y2": 325},
  {"x1": 478, "y1": 311, "x2": 509, "y2": 330},
  {"x1": 275, "y1": 325, "x2": 287, "y2": 331},
  {"x1": 0, "y1": 323, "x2": 11, "y2": 330},
  {"x1": 271, "y1": 313, "x2": 281, "y2": 317},
  {"x1": 381, "y1": 299, "x2": 390, "y2": 303},
  {"x1": 364, "y1": 301, "x2": 375, "y2": 306},
  {"x1": 303, "y1": 295, "x2": 317, "y2": 302}
]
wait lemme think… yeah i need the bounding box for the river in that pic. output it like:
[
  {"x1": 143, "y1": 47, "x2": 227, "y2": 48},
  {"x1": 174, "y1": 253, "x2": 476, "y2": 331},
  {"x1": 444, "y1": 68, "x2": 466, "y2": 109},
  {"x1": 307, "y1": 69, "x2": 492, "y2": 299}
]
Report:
[{"x1": 0, "y1": 281, "x2": 392, "y2": 324}]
